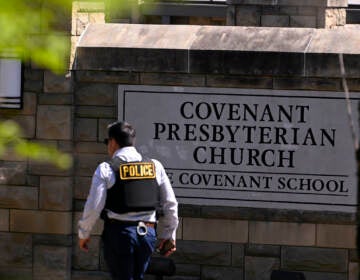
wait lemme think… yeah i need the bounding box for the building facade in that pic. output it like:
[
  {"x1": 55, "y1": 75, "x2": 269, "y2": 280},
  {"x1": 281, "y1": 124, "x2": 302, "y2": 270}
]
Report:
[{"x1": 0, "y1": 1, "x2": 360, "y2": 279}]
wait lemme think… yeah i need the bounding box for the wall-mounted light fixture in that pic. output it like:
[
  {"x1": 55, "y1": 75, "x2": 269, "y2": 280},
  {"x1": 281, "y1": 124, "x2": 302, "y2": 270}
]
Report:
[{"x1": 0, "y1": 58, "x2": 22, "y2": 109}]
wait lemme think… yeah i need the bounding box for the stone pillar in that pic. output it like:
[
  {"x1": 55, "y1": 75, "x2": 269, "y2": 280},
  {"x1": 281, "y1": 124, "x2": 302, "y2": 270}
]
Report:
[
  {"x1": 71, "y1": 1, "x2": 105, "y2": 68},
  {"x1": 226, "y1": 0, "x2": 348, "y2": 28}
]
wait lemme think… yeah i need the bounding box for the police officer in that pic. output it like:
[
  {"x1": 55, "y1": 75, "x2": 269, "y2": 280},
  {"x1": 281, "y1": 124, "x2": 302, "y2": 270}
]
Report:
[{"x1": 78, "y1": 121, "x2": 179, "y2": 280}]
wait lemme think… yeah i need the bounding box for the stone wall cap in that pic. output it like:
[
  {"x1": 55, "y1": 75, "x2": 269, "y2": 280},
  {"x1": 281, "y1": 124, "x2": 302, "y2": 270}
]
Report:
[
  {"x1": 77, "y1": 23, "x2": 360, "y2": 54},
  {"x1": 78, "y1": 23, "x2": 202, "y2": 50},
  {"x1": 308, "y1": 26, "x2": 360, "y2": 54},
  {"x1": 190, "y1": 26, "x2": 315, "y2": 52},
  {"x1": 75, "y1": 23, "x2": 360, "y2": 76}
]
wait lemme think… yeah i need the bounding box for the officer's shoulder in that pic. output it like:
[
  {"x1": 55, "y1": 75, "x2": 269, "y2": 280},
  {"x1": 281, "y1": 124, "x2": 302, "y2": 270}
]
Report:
[
  {"x1": 99, "y1": 161, "x2": 111, "y2": 167},
  {"x1": 103, "y1": 157, "x2": 125, "y2": 168},
  {"x1": 93, "y1": 161, "x2": 114, "y2": 179},
  {"x1": 148, "y1": 158, "x2": 165, "y2": 170},
  {"x1": 97, "y1": 161, "x2": 113, "y2": 171}
]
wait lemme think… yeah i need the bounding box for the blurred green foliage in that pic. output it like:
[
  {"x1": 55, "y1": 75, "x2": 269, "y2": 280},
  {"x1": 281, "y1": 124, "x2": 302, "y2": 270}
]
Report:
[
  {"x1": 0, "y1": 0, "x2": 73, "y2": 169},
  {"x1": 0, "y1": 121, "x2": 72, "y2": 169},
  {"x1": 0, "y1": 0, "x2": 72, "y2": 72}
]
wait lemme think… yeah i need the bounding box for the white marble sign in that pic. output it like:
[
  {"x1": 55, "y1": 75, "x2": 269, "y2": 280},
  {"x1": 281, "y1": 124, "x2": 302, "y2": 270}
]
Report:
[{"x1": 118, "y1": 85, "x2": 359, "y2": 212}]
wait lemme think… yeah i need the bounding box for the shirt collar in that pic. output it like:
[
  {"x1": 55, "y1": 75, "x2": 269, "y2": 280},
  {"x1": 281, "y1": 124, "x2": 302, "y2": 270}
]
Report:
[{"x1": 112, "y1": 146, "x2": 142, "y2": 161}]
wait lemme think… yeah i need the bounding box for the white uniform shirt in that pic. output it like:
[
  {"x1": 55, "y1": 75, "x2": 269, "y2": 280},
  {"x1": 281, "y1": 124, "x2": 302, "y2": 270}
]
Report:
[{"x1": 78, "y1": 146, "x2": 179, "y2": 240}]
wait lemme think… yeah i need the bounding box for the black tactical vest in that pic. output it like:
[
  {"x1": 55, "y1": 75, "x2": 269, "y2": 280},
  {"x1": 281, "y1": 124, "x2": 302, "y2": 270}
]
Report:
[{"x1": 103, "y1": 156, "x2": 160, "y2": 215}]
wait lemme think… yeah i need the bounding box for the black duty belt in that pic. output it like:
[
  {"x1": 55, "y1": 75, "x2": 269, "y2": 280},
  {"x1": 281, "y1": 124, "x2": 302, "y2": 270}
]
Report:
[
  {"x1": 106, "y1": 219, "x2": 156, "y2": 235},
  {"x1": 107, "y1": 219, "x2": 155, "y2": 228}
]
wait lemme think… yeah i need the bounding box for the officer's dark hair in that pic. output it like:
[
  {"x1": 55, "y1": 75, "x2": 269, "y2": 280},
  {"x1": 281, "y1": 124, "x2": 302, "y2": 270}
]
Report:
[{"x1": 108, "y1": 121, "x2": 136, "y2": 147}]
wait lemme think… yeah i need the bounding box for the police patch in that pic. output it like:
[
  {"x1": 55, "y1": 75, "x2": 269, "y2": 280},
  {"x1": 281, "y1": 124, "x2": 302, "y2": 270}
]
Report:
[{"x1": 119, "y1": 162, "x2": 156, "y2": 180}]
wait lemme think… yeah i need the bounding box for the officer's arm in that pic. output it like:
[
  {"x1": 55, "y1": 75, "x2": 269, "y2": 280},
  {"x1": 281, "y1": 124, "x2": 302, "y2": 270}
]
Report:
[
  {"x1": 78, "y1": 162, "x2": 111, "y2": 249},
  {"x1": 154, "y1": 159, "x2": 179, "y2": 242}
]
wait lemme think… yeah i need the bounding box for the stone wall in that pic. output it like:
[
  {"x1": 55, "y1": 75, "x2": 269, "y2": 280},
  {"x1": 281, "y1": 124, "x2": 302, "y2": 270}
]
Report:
[
  {"x1": 71, "y1": 1, "x2": 105, "y2": 67},
  {"x1": 227, "y1": 0, "x2": 348, "y2": 28},
  {"x1": 0, "y1": 3, "x2": 97, "y2": 279},
  {"x1": 0, "y1": 67, "x2": 74, "y2": 280},
  {"x1": 72, "y1": 23, "x2": 360, "y2": 280},
  {"x1": 1, "y1": 19, "x2": 360, "y2": 280},
  {"x1": 104, "y1": 0, "x2": 348, "y2": 28}
]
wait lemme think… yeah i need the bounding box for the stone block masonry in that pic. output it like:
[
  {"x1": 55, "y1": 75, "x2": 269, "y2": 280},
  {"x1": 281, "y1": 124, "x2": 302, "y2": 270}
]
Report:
[
  {"x1": 70, "y1": 1, "x2": 105, "y2": 67},
  {"x1": 36, "y1": 105, "x2": 72, "y2": 140},
  {"x1": 0, "y1": 64, "x2": 75, "y2": 279},
  {"x1": 34, "y1": 245, "x2": 72, "y2": 280},
  {"x1": 76, "y1": 24, "x2": 360, "y2": 78},
  {"x1": 227, "y1": 0, "x2": 348, "y2": 28},
  {"x1": 71, "y1": 22, "x2": 360, "y2": 280},
  {"x1": 104, "y1": 0, "x2": 347, "y2": 28}
]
